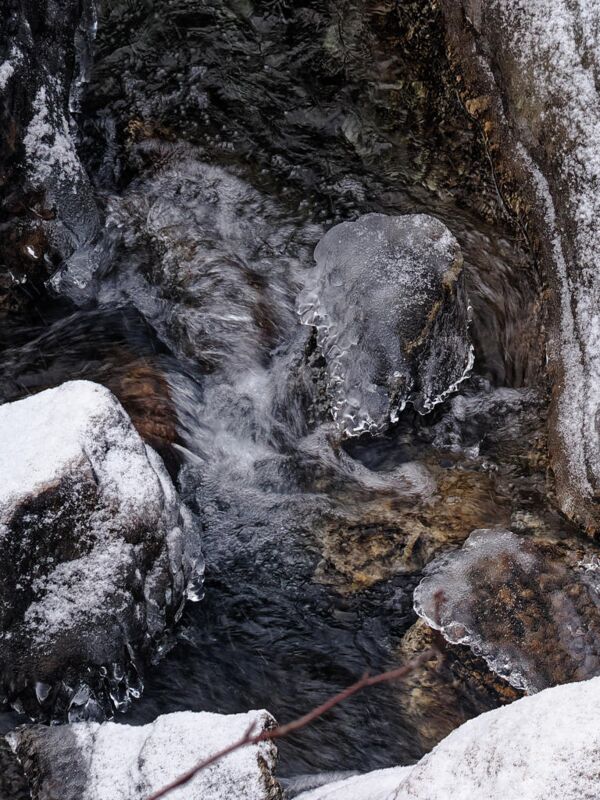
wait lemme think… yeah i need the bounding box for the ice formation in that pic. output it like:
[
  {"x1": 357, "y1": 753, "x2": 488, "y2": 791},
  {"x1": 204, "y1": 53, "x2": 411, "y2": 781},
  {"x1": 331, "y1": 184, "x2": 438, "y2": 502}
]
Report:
[
  {"x1": 413, "y1": 529, "x2": 600, "y2": 692},
  {"x1": 297, "y1": 213, "x2": 472, "y2": 436}
]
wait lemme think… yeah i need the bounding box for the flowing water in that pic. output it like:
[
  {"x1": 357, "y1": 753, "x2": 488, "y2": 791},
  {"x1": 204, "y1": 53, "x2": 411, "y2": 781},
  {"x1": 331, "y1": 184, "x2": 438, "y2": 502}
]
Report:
[{"x1": 0, "y1": 0, "x2": 581, "y2": 782}]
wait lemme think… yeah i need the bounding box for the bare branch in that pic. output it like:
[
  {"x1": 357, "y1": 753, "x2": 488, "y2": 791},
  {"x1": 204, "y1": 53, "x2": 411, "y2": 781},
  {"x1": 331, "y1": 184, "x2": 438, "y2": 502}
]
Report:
[{"x1": 146, "y1": 646, "x2": 440, "y2": 800}]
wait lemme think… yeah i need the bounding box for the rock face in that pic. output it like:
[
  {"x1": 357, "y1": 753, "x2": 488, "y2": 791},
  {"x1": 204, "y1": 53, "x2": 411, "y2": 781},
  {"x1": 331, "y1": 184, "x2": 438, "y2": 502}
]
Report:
[
  {"x1": 414, "y1": 529, "x2": 600, "y2": 692},
  {"x1": 0, "y1": 380, "x2": 202, "y2": 720},
  {"x1": 297, "y1": 214, "x2": 472, "y2": 436},
  {"x1": 8, "y1": 709, "x2": 281, "y2": 800},
  {"x1": 437, "y1": 0, "x2": 600, "y2": 532},
  {"x1": 0, "y1": 0, "x2": 100, "y2": 308}
]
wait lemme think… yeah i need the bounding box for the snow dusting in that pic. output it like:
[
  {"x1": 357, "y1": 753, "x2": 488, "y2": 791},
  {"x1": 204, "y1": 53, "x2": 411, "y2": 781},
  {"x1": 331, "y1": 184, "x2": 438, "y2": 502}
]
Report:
[
  {"x1": 23, "y1": 85, "x2": 81, "y2": 187},
  {"x1": 391, "y1": 676, "x2": 600, "y2": 799}
]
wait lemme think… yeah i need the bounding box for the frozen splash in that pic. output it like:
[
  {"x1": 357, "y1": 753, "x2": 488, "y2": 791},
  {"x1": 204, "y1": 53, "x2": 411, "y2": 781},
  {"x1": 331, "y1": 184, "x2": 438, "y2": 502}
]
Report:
[
  {"x1": 414, "y1": 529, "x2": 600, "y2": 693},
  {"x1": 297, "y1": 214, "x2": 473, "y2": 437}
]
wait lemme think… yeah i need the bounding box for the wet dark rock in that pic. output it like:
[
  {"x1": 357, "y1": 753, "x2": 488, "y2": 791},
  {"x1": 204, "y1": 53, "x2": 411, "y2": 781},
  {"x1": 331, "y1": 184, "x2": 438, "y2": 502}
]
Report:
[
  {"x1": 414, "y1": 528, "x2": 600, "y2": 693},
  {"x1": 297, "y1": 213, "x2": 473, "y2": 436},
  {"x1": 0, "y1": 380, "x2": 202, "y2": 721},
  {"x1": 0, "y1": 0, "x2": 99, "y2": 309},
  {"x1": 8, "y1": 710, "x2": 281, "y2": 800},
  {"x1": 396, "y1": 618, "x2": 521, "y2": 752}
]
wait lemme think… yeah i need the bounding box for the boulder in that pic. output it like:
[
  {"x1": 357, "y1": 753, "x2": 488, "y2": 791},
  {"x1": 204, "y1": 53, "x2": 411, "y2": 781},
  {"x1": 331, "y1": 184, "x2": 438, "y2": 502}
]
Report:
[
  {"x1": 414, "y1": 528, "x2": 600, "y2": 692},
  {"x1": 297, "y1": 676, "x2": 600, "y2": 800},
  {"x1": 395, "y1": 619, "x2": 520, "y2": 752},
  {"x1": 297, "y1": 214, "x2": 472, "y2": 436},
  {"x1": 437, "y1": 0, "x2": 600, "y2": 532},
  {"x1": 393, "y1": 676, "x2": 600, "y2": 800},
  {"x1": 0, "y1": 380, "x2": 202, "y2": 720},
  {"x1": 8, "y1": 709, "x2": 281, "y2": 800}
]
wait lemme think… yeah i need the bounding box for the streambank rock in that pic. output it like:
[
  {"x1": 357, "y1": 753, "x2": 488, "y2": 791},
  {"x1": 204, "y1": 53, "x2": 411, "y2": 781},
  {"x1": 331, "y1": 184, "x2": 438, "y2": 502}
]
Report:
[
  {"x1": 297, "y1": 214, "x2": 472, "y2": 437},
  {"x1": 0, "y1": 380, "x2": 202, "y2": 720},
  {"x1": 8, "y1": 709, "x2": 281, "y2": 800},
  {"x1": 437, "y1": 0, "x2": 600, "y2": 532},
  {"x1": 0, "y1": 0, "x2": 100, "y2": 308},
  {"x1": 414, "y1": 529, "x2": 600, "y2": 693}
]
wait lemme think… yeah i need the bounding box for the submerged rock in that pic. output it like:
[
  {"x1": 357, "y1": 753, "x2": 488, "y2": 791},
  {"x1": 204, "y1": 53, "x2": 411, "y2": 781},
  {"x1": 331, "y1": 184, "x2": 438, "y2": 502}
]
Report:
[
  {"x1": 8, "y1": 709, "x2": 281, "y2": 800},
  {"x1": 438, "y1": 0, "x2": 600, "y2": 532},
  {"x1": 396, "y1": 619, "x2": 521, "y2": 752},
  {"x1": 0, "y1": 380, "x2": 202, "y2": 720},
  {"x1": 297, "y1": 214, "x2": 472, "y2": 436},
  {"x1": 414, "y1": 529, "x2": 600, "y2": 693}
]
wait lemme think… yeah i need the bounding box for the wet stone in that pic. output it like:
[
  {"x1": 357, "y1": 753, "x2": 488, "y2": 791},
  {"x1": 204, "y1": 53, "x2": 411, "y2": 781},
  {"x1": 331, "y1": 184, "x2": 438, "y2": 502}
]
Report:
[
  {"x1": 396, "y1": 618, "x2": 521, "y2": 752},
  {"x1": 414, "y1": 528, "x2": 600, "y2": 693}
]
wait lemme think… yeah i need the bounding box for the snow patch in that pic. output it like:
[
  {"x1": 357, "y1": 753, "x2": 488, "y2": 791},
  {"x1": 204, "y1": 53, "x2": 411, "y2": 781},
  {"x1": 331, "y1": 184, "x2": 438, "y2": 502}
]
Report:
[{"x1": 23, "y1": 85, "x2": 81, "y2": 187}]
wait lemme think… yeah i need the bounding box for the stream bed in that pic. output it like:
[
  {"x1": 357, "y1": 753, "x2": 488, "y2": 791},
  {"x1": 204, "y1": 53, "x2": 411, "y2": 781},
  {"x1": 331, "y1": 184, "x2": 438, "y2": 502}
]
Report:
[{"x1": 0, "y1": 0, "x2": 591, "y2": 783}]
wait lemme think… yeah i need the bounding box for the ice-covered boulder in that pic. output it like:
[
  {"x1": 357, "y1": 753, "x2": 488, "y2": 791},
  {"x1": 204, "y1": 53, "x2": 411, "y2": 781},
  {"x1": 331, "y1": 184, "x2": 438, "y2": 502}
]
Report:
[
  {"x1": 8, "y1": 709, "x2": 281, "y2": 800},
  {"x1": 438, "y1": 0, "x2": 600, "y2": 532},
  {"x1": 0, "y1": 381, "x2": 202, "y2": 720},
  {"x1": 414, "y1": 529, "x2": 600, "y2": 693},
  {"x1": 297, "y1": 214, "x2": 472, "y2": 436}
]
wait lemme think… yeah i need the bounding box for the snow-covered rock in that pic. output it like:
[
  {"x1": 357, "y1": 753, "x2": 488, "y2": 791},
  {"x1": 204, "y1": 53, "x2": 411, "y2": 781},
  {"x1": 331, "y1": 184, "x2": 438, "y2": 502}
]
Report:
[
  {"x1": 392, "y1": 676, "x2": 600, "y2": 800},
  {"x1": 0, "y1": 381, "x2": 202, "y2": 720},
  {"x1": 438, "y1": 0, "x2": 600, "y2": 532},
  {"x1": 413, "y1": 528, "x2": 600, "y2": 693},
  {"x1": 8, "y1": 709, "x2": 281, "y2": 800},
  {"x1": 297, "y1": 213, "x2": 472, "y2": 437}
]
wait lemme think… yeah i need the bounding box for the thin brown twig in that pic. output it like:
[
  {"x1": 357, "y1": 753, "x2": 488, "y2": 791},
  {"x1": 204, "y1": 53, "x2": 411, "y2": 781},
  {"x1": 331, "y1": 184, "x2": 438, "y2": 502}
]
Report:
[{"x1": 146, "y1": 646, "x2": 440, "y2": 800}]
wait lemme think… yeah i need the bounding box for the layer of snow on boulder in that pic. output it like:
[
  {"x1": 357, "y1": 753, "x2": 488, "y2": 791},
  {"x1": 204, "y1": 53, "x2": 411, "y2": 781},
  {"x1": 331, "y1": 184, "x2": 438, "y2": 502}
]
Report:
[
  {"x1": 391, "y1": 676, "x2": 600, "y2": 800},
  {"x1": 23, "y1": 85, "x2": 81, "y2": 187},
  {"x1": 0, "y1": 381, "x2": 202, "y2": 719},
  {"x1": 8, "y1": 709, "x2": 281, "y2": 800},
  {"x1": 298, "y1": 677, "x2": 600, "y2": 800}
]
